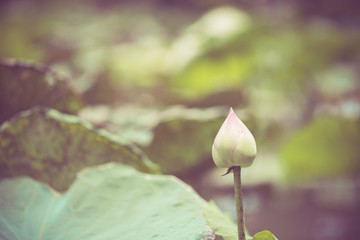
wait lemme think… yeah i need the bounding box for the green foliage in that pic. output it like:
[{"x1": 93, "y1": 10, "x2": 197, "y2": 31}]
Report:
[
  {"x1": 79, "y1": 105, "x2": 160, "y2": 146},
  {"x1": 176, "y1": 54, "x2": 253, "y2": 99},
  {"x1": 203, "y1": 201, "x2": 245, "y2": 240},
  {"x1": 172, "y1": 7, "x2": 252, "y2": 99},
  {"x1": 143, "y1": 108, "x2": 226, "y2": 175},
  {"x1": 1, "y1": 1, "x2": 360, "y2": 238},
  {"x1": 252, "y1": 231, "x2": 278, "y2": 240},
  {"x1": 0, "y1": 107, "x2": 159, "y2": 191},
  {"x1": 0, "y1": 61, "x2": 83, "y2": 124},
  {"x1": 281, "y1": 117, "x2": 360, "y2": 182},
  {"x1": 0, "y1": 163, "x2": 235, "y2": 240},
  {"x1": 81, "y1": 106, "x2": 235, "y2": 175}
]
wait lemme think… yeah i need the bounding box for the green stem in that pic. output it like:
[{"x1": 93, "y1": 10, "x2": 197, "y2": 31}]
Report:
[{"x1": 233, "y1": 166, "x2": 245, "y2": 240}]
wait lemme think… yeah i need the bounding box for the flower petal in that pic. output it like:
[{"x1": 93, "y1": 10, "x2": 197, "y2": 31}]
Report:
[{"x1": 212, "y1": 108, "x2": 256, "y2": 168}]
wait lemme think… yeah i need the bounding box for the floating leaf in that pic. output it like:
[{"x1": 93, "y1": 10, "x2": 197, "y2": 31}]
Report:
[
  {"x1": 0, "y1": 60, "x2": 84, "y2": 123},
  {"x1": 0, "y1": 107, "x2": 159, "y2": 191},
  {"x1": 281, "y1": 116, "x2": 360, "y2": 182},
  {"x1": 0, "y1": 163, "x2": 236, "y2": 240}
]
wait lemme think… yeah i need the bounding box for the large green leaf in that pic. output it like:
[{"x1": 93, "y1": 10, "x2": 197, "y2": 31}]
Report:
[
  {"x1": 142, "y1": 107, "x2": 227, "y2": 175},
  {"x1": 0, "y1": 107, "x2": 159, "y2": 191},
  {"x1": 175, "y1": 54, "x2": 253, "y2": 100},
  {"x1": 203, "y1": 201, "x2": 241, "y2": 240},
  {"x1": 281, "y1": 116, "x2": 360, "y2": 182},
  {"x1": 252, "y1": 231, "x2": 278, "y2": 240},
  {"x1": 0, "y1": 60, "x2": 84, "y2": 124},
  {"x1": 0, "y1": 163, "x2": 237, "y2": 240},
  {"x1": 80, "y1": 105, "x2": 229, "y2": 176}
]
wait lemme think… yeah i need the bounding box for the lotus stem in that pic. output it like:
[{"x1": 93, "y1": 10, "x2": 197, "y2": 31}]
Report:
[{"x1": 233, "y1": 166, "x2": 245, "y2": 240}]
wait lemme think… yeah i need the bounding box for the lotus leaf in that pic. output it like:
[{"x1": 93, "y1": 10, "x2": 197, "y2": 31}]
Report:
[
  {"x1": 0, "y1": 60, "x2": 84, "y2": 124},
  {"x1": 281, "y1": 116, "x2": 360, "y2": 182},
  {"x1": 252, "y1": 230, "x2": 278, "y2": 240},
  {"x1": 0, "y1": 107, "x2": 159, "y2": 191},
  {"x1": 0, "y1": 163, "x2": 237, "y2": 240},
  {"x1": 143, "y1": 107, "x2": 226, "y2": 175}
]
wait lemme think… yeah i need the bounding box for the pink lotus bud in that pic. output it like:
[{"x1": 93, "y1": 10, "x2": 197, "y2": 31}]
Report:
[{"x1": 212, "y1": 108, "x2": 257, "y2": 168}]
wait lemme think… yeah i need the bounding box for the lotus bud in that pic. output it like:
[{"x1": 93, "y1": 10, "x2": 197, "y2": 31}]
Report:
[{"x1": 212, "y1": 108, "x2": 256, "y2": 168}]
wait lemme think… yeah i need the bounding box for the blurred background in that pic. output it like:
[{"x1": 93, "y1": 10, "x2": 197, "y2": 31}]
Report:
[{"x1": 1, "y1": 0, "x2": 360, "y2": 239}]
